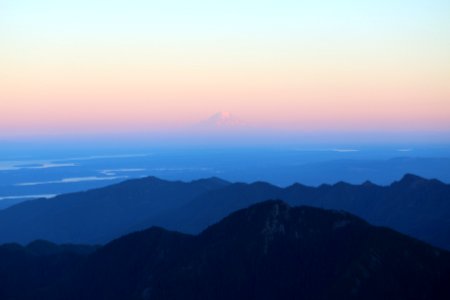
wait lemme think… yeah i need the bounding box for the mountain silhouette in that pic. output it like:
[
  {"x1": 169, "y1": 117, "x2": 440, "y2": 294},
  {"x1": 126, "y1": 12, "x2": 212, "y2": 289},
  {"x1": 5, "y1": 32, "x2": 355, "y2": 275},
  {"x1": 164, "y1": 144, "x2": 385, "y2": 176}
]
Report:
[
  {"x1": 139, "y1": 174, "x2": 450, "y2": 250},
  {"x1": 196, "y1": 111, "x2": 248, "y2": 130},
  {"x1": 0, "y1": 176, "x2": 230, "y2": 244},
  {"x1": 0, "y1": 201, "x2": 449, "y2": 300},
  {"x1": 0, "y1": 174, "x2": 449, "y2": 251}
]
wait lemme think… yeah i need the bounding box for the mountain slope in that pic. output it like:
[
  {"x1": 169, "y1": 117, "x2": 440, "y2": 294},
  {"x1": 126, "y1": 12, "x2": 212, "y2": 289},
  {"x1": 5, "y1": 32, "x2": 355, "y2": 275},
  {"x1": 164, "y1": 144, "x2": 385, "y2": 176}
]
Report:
[
  {"x1": 141, "y1": 174, "x2": 450, "y2": 250},
  {"x1": 0, "y1": 174, "x2": 449, "y2": 250},
  {"x1": 0, "y1": 176, "x2": 229, "y2": 244},
  {"x1": 0, "y1": 201, "x2": 449, "y2": 300}
]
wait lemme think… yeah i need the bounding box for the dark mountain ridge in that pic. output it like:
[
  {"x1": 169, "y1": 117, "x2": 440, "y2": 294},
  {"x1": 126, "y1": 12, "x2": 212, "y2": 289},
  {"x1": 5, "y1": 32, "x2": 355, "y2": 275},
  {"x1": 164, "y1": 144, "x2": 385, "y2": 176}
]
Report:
[
  {"x1": 0, "y1": 176, "x2": 230, "y2": 244},
  {"x1": 0, "y1": 201, "x2": 449, "y2": 300},
  {"x1": 0, "y1": 174, "x2": 449, "y2": 251},
  {"x1": 149, "y1": 174, "x2": 450, "y2": 250}
]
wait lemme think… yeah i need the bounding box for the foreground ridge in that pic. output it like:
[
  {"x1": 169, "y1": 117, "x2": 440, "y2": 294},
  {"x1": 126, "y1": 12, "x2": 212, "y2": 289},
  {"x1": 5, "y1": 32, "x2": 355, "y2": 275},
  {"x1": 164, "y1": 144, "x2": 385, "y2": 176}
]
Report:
[{"x1": 0, "y1": 201, "x2": 449, "y2": 300}]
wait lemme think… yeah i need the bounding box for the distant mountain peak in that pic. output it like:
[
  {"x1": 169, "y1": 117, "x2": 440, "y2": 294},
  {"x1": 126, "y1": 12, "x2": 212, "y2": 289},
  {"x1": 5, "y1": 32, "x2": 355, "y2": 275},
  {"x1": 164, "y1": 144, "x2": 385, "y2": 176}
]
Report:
[
  {"x1": 197, "y1": 111, "x2": 248, "y2": 129},
  {"x1": 191, "y1": 177, "x2": 231, "y2": 187},
  {"x1": 396, "y1": 174, "x2": 427, "y2": 186},
  {"x1": 362, "y1": 180, "x2": 376, "y2": 187},
  {"x1": 333, "y1": 181, "x2": 354, "y2": 189}
]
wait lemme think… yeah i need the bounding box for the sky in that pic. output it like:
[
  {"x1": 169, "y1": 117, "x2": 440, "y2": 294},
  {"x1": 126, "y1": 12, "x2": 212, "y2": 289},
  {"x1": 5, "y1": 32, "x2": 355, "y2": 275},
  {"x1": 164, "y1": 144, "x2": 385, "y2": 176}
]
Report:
[{"x1": 1, "y1": 0, "x2": 450, "y2": 139}]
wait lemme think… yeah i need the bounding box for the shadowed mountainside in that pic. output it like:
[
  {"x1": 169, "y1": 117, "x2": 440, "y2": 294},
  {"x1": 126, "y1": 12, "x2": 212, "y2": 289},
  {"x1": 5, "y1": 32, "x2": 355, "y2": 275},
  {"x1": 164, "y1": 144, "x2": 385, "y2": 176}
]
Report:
[
  {"x1": 0, "y1": 174, "x2": 449, "y2": 250},
  {"x1": 0, "y1": 176, "x2": 230, "y2": 244},
  {"x1": 150, "y1": 174, "x2": 450, "y2": 250},
  {"x1": 0, "y1": 201, "x2": 449, "y2": 300}
]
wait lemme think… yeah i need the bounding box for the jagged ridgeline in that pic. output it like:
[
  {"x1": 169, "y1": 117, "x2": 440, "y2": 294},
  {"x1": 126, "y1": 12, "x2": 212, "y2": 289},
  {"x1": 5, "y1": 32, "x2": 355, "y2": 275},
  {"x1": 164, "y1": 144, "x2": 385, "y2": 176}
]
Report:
[
  {"x1": 0, "y1": 174, "x2": 449, "y2": 251},
  {"x1": 0, "y1": 201, "x2": 449, "y2": 300}
]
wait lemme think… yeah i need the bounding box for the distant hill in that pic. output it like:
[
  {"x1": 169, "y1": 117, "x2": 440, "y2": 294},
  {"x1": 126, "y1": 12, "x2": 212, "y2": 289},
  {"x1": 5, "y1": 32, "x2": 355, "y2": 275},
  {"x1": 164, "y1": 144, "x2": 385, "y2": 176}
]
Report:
[
  {"x1": 0, "y1": 176, "x2": 230, "y2": 244},
  {"x1": 1, "y1": 156, "x2": 450, "y2": 203},
  {"x1": 0, "y1": 201, "x2": 449, "y2": 300},
  {"x1": 0, "y1": 197, "x2": 29, "y2": 210},
  {"x1": 0, "y1": 174, "x2": 449, "y2": 251}
]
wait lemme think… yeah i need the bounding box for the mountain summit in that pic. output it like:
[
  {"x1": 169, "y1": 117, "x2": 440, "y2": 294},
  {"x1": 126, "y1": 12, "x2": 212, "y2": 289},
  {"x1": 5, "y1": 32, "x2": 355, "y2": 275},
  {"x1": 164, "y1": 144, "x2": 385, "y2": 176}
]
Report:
[
  {"x1": 0, "y1": 174, "x2": 450, "y2": 250},
  {"x1": 197, "y1": 112, "x2": 247, "y2": 129},
  {"x1": 1, "y1": 201, "x2": 449, "y2": 300}
]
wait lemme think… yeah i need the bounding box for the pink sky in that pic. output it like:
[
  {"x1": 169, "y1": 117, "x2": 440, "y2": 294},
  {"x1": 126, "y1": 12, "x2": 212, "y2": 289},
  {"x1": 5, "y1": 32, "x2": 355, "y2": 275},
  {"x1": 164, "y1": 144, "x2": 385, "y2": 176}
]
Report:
[{"x1": 1, "y1": 0, "x2": 449, "y2": 137}]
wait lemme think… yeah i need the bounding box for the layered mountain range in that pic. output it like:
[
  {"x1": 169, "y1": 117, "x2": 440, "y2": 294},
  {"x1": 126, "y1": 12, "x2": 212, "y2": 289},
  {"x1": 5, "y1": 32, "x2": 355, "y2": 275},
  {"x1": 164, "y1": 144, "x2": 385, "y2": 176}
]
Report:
[
  {"x1": 1, "y1": 201, "x2": 449, "y2": 300},
  {"x1": 0, "y1": 174, "x2": 449, "y2": 251}
]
